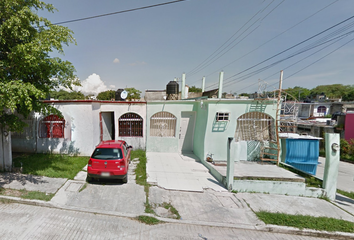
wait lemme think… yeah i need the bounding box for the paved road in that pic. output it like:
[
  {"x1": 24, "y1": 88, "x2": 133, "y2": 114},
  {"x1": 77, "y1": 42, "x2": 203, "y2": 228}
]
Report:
[{"x1": 0, "y1": 203, "x2": 332, "y2": 240}]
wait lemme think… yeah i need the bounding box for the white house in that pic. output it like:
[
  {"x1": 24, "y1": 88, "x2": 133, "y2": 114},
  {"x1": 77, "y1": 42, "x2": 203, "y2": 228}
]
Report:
[{"x1": 11, "y1": 100, "x2": 146, "y2": 156}]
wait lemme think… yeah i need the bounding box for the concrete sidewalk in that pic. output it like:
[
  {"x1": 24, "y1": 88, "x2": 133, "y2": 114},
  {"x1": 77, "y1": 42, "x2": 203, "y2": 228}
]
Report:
[{"x1": 1, "y1": 154, "x2": 354, "y2": 239}]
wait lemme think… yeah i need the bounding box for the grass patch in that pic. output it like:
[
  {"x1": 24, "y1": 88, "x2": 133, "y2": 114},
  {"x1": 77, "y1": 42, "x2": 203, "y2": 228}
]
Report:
[
  {"x1": 256, "y1": 211, "x2": 354, "y2": 232},
  {"x1": 79, "y1": 183, "x2": 88, "y2": 192},
  {"x1": 337, "y1": 189, "x2": 354, "y2": 199},
  {"x1": 0, "y1": 198, "x2": 14, "y2": 204},
  {"x1": 136, "y1": 215, "x2": 161, "y2": 225},
  {"x1": 133, "y1": 149, "x2": 147, "y2": 186},
  {"x1": 279, "y1": 163, "x2": 322, "y2": 188},
  {"x1": 161, "y1": 202, "x2": 181, "y2": 219},
  {"x1": 13, "y1": 153, "x2": 88, "y2": 179},
  {"x1": 132, "y1": 150, "x2": 156, "y2": 214},
  {"x1": 0, "y1": 188, "x2": 54, "y2": 201}
]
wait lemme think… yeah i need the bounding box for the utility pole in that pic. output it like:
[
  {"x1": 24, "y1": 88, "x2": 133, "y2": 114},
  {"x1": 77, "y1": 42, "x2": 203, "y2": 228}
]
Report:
[{"x1": 275, "y1": 70, "x2": 283, "y2": 165}]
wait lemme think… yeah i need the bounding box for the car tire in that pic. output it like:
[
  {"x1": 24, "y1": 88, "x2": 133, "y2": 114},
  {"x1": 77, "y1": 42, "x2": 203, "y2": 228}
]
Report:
[
  {"x1": 86, "y1": 176, "x2": 92, "y2": 183},
  {"x1": 122, "y1": 174, "x2": 128, "y2": 183}
]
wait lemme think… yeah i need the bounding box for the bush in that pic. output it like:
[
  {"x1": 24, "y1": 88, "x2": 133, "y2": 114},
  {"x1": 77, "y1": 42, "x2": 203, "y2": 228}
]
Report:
[{"x1": 340, "y1": 138, "x2": 354, "y2": 162}]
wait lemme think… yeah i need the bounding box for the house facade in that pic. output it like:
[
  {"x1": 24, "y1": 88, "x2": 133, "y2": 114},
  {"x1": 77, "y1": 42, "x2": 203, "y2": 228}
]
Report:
[
  {"x1": 146, "y1": 98, "x2": 277, "y2": 162},
  {"x1": 11, "y1": 100, "x2": 146, "y2": 156},
  {"x1": 11, "y1": 98, "x2": 277, "y2": 162}
]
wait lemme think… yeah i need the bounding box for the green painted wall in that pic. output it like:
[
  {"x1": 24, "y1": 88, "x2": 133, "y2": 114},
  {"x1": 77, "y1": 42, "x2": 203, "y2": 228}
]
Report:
[
  {"x1": 193, "y1": 100, "x2": 208, "y2": 161},
  {"x1": 146, "y1": 101, "x2": 196, "y2": 152},
  {"x1": 146, "y1": 99, "x2": 277, "y2": 160},
  {"x1": 202, "y1": 99, "x2": 277, "y2": 161}
]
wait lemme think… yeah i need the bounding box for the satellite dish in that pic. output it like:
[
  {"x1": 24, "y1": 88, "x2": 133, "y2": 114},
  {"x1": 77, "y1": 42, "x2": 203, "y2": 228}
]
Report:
[{"x1": 120, "y1": 90, "x2": 128, "y2": 99}]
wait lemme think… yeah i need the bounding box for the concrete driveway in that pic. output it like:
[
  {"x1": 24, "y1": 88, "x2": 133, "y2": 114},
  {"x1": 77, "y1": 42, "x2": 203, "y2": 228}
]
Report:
[
  {"x1": 50, "y1": 159, "x2": 146, "y2": 215},
  {"x1": 146, "y1": 152, "x2": 227, "y2": 192}
]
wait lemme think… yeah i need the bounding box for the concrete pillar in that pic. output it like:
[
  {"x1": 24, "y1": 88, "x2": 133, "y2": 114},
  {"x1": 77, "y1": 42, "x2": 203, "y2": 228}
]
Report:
[
  {"x1": 0, "y1": 129, "x2": 12, "y2": 171},
  {"x1": 226, "y1": 137, "x2": 235, "y2": 191},
  {"x1": 202, "y1": 76, "x2": 205, "y2": 93},
  {"x1": 218, "y1": 71, "x2": 224, "y2": 99},
  {"x1": 323, "y1": 133, "x2": 340, "y2": 201},
  {"x1": 181, "y1": 73, "x2": 186, "y2": 99}
]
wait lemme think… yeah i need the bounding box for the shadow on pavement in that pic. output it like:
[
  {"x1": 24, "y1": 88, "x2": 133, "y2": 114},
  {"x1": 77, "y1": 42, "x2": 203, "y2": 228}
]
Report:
[{"x1": 0, "y1": 173, "x2": 48, "y2": 187}]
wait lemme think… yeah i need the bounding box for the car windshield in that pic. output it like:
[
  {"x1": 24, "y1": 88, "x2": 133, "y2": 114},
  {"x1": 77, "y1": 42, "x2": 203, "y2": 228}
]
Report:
[{"x1": 91, "y1": 148, "x2": 123, "y2": 160}]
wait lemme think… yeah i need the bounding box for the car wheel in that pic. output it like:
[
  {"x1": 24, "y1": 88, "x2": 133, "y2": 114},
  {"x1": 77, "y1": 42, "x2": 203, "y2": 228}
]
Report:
[
  {"x1": 122, "y1": 174, "x2": 128, "y2": 183},
  {"x1": 86, "y1": 176, "x2": 92, "y2": 183}
]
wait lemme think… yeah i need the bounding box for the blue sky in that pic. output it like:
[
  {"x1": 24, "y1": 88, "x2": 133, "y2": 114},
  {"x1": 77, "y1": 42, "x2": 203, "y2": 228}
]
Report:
[{"x1": 40, "y1": 0, "x2": 354, "y2": 96}]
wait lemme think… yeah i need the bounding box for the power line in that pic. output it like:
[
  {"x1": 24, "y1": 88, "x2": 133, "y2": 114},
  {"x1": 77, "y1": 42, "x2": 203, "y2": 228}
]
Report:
[
  {"x1": 49, "y1": 0, "x2": 188, "y2": 26},
  {"x1": 202, "y1": 0, "x2": 339, "y2": 80},
  {"x1": 187, "y1": 0, "x2": 281, "y2": 78},
  {"x1": 223, "y1": 30, "x2": 354, "y2": 88},
  {"x1": 204, "y1": 14, "x2": 354, "y2": 90},
  {"x1": 230, "y1": 31, "x2": 354, "y2": 92},
  {"x1": 267, "y1": 36, "x2": 354, "y2": 90}
]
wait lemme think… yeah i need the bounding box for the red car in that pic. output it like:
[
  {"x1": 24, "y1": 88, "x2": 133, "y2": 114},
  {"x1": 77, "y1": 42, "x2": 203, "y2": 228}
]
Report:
[{"x1": 87, "y1": 140, "x2": 132, "y2": 183}]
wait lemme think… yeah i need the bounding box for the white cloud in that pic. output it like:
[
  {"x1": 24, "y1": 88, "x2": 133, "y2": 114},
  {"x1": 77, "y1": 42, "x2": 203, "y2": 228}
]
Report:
[
  {"x1": 113, "y1": 58, "x2": 120, "y2": 64},
  {"x1": 73, "y1": 73, "x2": 115, "y2": 96}
]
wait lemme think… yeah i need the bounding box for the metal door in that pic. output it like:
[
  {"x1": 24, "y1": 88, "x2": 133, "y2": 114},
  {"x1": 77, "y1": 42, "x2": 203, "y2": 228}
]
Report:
[{"x1": 179, "y1": 112, "x2": 196, "y2": 153}]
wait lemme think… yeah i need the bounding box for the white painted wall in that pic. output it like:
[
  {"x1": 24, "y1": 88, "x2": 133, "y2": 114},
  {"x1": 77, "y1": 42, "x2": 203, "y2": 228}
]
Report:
[{"x1": 11, "y1": 101, "x2": 146, "y2": 156}]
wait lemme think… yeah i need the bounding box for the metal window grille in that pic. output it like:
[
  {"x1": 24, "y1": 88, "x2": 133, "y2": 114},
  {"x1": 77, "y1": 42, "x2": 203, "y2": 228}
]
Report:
[
  {"x1": 317, "y1": 106, "x2": 326, "y2": 114},
  {"x1": 39, "y1": 115, "x2": 65, "y2": 138},
  {"x1": 150, "y1": 111, "x2": 176, "y2": 137},
  {"x1": 215, "y1": 112, "x2": 229, "y2": 121},
  {"x1": 118, "y1": 113, "x2": 143, "y2": 137},
  {"x1": 235, "y1": 112, "x2": 275, "y2": 142}
]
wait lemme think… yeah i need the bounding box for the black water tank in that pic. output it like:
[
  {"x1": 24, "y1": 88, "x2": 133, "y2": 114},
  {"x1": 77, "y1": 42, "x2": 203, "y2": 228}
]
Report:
[
  {"x1": 166, "y1": 81, "x2": 179, "y2": 94},
  {"x1": 115, "y1": 89, "x2": 124, "y2": 100}
]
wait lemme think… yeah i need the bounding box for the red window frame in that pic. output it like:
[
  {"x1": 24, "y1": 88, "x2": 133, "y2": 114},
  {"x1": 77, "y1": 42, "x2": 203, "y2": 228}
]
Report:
[
  {"x1": 119, "y1": 113, "x2": 143, "y2": 137},
  {"x1": 39, "y1": 115, "x2": 65, "y2": 138}
]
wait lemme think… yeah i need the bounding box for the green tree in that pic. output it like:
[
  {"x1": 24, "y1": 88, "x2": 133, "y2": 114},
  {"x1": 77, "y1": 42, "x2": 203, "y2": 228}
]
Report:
[
  {"x1": 239, "y1": 93, "x2": 250, "y2": 97},
  {"x1": 284, "y1": 86, "x2": 310, "y2": 101},
  {"x1": 343, "y1": 86, "x2": 354, "y2": 101},
  {"x1": 310, "y1": 84, "x2": 350, "y2": 99},
  {"x1": 125, "y1": 87, "x2": 141, "y2": 101},
  {"x1": 189, "y1": 85, "x2": 202, "y2": 93},
  {"x1": 97, "y1": 90, "x2": 115, "y2": 100},
  {"x1": 0, "y1": 0, "x2": 79, "y2": 132},
  {"x1": 50, "y1": 90, "x2": 85, "y2": 100}
]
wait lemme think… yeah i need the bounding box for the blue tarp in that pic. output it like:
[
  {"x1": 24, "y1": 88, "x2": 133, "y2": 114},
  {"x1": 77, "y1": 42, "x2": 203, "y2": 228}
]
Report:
[{"x1": 285, "y1": 139, "x2": 319, "y2": 175}]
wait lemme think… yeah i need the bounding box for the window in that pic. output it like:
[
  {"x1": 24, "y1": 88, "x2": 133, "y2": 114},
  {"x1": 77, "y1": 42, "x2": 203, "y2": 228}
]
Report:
[
  {"x1": 150, "y1": 111, "x2": 176, "y2": 137},
  {"x1": 91, "y1": 148, "x2": 122, "y2": 160},
  {"x1": 317, "y1": 106, "x2": 326, "y2": 114},
  {"x1": 215, "y1": 112, "x2": 229, "y2": 121},
  {"x1": 39, "y1": 115, "x2": 65, "y2": 138},
  {"x1": 118, "y1": 113, "x2": 143, "y2": 137},
  {"x1": 235, "y1": 112, "x2": 275, "y2": 142}
]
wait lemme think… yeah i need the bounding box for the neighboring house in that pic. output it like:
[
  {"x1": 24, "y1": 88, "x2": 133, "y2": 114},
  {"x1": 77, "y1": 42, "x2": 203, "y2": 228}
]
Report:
[
  {"x1": 146, "y1": 98, "x2": 277, "y2": 162},
  {"x1": 11, "y1": 100, "x2": 146, "y2": 156},
  {"x1": 297, "y1": 102, "x2": 332, "y2": 118}
]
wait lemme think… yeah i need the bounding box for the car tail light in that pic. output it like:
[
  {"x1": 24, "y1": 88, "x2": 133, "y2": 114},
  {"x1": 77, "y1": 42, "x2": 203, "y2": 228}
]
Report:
[
  {"x1": 118, "y1": 160, "x2": 125, "y2": 168},
  {"x1": 88, "y1": 159, "x2": 92, "y2": 167}
]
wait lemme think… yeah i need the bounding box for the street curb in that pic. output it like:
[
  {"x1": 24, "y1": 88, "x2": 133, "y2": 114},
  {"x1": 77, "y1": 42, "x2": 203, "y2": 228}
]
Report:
[
  {"x1": 1, "y1": 195, "x2": 354, "y2": 239},
  {"x1": 257, "y1": 225, "x2": 354, "y2": 240}
]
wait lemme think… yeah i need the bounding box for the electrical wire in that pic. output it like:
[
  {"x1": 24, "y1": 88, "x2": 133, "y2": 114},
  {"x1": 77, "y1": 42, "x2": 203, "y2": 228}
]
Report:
[
  {"x1": 229, "y1": 31, "x2": 353, "y2": 92},
  {"x1": 49, "y1": 0, "x2": 188, "y2": 26},
  {"x1": 204, "y1": 15, "x2": 354, "y2": 90},
  {"x1": 202, "y1": 0, "x2": 339, "y2": 80},
  {"x1": 222, "y1": 30, "x2": 354, "y2": 89},
  {"x1": 187, "y1": 0, "x2": 282, "y2": 78},
  {"x1": 266, "y1": 36, "x2": 354, "y2": 89}
]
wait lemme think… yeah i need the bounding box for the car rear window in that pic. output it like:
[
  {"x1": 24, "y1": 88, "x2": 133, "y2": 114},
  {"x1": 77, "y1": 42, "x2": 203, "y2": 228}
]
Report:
[{"x1": 91, "y1": 148, "x2": 123, "y2": 160}]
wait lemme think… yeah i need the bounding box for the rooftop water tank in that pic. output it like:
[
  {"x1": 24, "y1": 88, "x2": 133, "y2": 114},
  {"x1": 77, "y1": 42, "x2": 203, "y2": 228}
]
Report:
[{"x1": 166, "y1": 81, "x2": 179, "y2": 95}]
